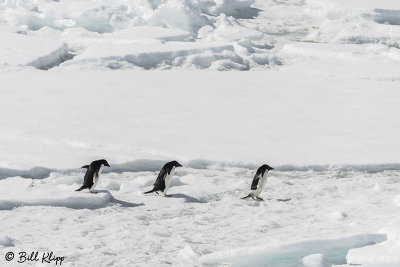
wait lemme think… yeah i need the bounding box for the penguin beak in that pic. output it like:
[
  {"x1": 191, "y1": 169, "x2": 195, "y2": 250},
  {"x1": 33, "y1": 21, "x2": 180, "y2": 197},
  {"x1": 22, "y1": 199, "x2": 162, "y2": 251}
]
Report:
[
  {"x1": 177, "y1": 163, "x2": 182, "y2": 167},
  {"x1": 105, "y1": 163, "x2": 110, "y2": 167}
]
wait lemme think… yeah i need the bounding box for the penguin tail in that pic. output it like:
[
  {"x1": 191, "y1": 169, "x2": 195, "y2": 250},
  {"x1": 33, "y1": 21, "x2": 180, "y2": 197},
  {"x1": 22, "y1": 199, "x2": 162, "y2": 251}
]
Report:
[
  {"x1": 75, "y1": 186, "x2": 88, "y2": 192},
  {"x1": 144, "y1": 188, "x2": 156, "y2": 194}
]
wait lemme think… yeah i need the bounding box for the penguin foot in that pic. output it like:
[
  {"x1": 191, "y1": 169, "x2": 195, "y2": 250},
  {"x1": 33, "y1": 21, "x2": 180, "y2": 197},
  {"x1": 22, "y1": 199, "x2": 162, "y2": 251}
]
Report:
[
  {"x1": 154, "y1": 191, "x2": 169, "y2": 196},
  {"x1": 256, "y1": 196, "x2": 264, "y2": 201},
  {"x1": 241, "y1": 194, "x2": 252, "y2": 200},
  {"x1": 90, "y1": 191, "x2": 98, "y2": 194}
]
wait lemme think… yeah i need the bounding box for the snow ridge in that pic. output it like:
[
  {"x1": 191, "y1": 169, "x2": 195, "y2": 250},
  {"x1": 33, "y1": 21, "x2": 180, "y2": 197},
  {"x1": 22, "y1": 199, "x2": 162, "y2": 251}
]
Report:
[{"x1": 3, "y1": 161, "x2": 400, "y2": 180}]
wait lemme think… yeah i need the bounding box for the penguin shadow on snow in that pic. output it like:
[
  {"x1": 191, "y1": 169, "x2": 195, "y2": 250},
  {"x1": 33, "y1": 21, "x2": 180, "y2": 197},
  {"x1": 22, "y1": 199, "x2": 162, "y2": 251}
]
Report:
[
  {"x1": 95, "y1": 189, "x2": 144, "y2": 208},
  {"x1": 143, "y1": 188, "x2": 203, "y2": 203},
  {"x1": 167, "y1": 193, "x2": 203, "y2": 203},
  {"x1": 268, "y1": 198, "x2": 291, "y2": 202},
  {"x1": 241, "y1": 197, "x2": 291, "y2": 206},
  {"x1": 197, "y1": 189, "x2": 242, "y2": 203}
]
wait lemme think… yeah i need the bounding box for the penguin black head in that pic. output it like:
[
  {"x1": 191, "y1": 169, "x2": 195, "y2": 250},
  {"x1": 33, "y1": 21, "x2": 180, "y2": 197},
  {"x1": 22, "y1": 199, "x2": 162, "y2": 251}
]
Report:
[
  {"x1": 259, "y1": 164, "x2": 274, "y2": 171},
  {"x1": 255, "y1": 164, "x2": 273, "y2": 177},
  {"x1": 97, "y1": 159, "x2": 110, "y2": 167},
  {"x1": 88, "y1": 159, "x2": 111, "y2": 168},
  {"x1": 169, "y1": 160, "x2": 182, "y2": 168},
  {"x1": 257, "y1": 164, "x2": 274, "y2": 175}
]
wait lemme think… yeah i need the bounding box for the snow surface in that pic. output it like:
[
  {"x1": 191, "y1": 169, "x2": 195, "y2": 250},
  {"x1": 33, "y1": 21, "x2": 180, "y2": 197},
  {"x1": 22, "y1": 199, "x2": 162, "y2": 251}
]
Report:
[
  {"x1": 1, "y1": 71, "x2": 400, "y2": 170},
  {"x1": 1, "y1": 0, "x2": 400, "y2": 266},
  {"x1": 1, "y1": 167, "x2": 400, "y2": 266}
]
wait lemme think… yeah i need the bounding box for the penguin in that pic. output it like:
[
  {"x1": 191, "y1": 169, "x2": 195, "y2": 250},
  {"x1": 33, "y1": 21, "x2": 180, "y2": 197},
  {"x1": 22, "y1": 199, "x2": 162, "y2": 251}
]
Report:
[
  {"x1": 144, "y1": 161, "x2": 182, "y2": 196},
  {"x1": 75, "y1": 159, "x2": 110, "y2": 193},
  {"x1": 242, "y1": 164, "x2": 274, "y2": 201}
]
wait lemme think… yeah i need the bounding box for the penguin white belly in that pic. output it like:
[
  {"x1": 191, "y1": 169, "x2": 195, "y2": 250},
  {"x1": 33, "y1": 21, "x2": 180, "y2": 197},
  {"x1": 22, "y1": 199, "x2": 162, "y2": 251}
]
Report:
[
  {"x1": 251, "y1": 174, "x2": 268, "y2": 197},
  {"x1": 163, "y1": 167, "x2": 175, "y2": 193},
  {"x1": 90, "y1": 164, "x2": 104, "y2": 191}
]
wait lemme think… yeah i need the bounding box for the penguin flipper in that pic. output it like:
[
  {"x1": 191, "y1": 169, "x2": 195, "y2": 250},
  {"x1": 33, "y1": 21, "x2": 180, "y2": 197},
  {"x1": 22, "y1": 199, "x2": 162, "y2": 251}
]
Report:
[
  {"x1": 144, "y1": 168, "x2": 168, "y2": 194},
  {"x1": 251, "y1": 176, "x2": 260, "y2": 190}
]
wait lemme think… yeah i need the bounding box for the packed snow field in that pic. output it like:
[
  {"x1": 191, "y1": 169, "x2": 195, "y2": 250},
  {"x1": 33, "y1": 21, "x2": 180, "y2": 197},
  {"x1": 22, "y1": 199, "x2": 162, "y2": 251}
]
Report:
[
  {"x1": 2, "y1": 0, "x2": 400, "y2": 266},
  {"x1": 1, "y1": 167, "x2": 400, "y2": 266}
]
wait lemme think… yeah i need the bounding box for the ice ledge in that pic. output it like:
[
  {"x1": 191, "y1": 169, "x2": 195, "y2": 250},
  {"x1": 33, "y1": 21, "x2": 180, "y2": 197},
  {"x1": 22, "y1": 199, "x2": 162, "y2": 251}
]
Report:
[
  {"x1": 199, "y1": 234, "x2": 387, "y2": 266},
  {"x1": 0, "y1": 32, "x2": 71, "y2": 70}
]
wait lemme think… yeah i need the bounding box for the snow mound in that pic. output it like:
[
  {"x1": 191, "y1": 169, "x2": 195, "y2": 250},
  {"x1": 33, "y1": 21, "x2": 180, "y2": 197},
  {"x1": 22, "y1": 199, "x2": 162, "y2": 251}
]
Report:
[
  {"x1": 0, "y1": 235, "x2": 15, "y2": 247},
  {"x1": 199, "y1": 234, "x2": 387, "y2": 266},
  {"x1": 0, "y1": 32, "x2": 69, "y2": 69},
  {"x1": 62, "y1": 42, "x2": 250, "y2": 70},
  {"x1": 199, "y1": 13, "x2": 273, "y2": 47},
  {"x1": 177, "y1": 245, "x2": 201, "y2": 262},
  {"x1": 305, "y1": 0, "x2": 400, "y2": 48},
  {"x1": 0, "y1": 176, "x2": 113, "y2": 210}
]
